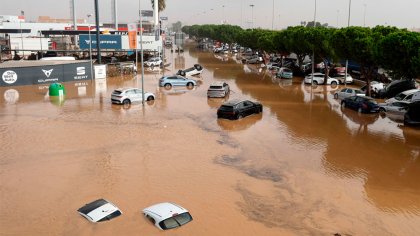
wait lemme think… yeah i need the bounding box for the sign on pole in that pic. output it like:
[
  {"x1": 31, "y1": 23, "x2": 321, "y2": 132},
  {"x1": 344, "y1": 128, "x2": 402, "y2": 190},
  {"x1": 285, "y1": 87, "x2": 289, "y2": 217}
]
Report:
[{"x1": 127, "y1": 23, "x2": 137, "y2": 49}]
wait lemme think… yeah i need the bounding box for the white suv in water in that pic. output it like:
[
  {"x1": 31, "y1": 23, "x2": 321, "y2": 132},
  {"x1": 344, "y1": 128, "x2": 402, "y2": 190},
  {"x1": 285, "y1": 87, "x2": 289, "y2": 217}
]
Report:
[
  {"x1": 111, "y1": 87, "x2": 155, "y2": 105},
  {"x1": 207, "y1": 82, "x2": 230, "y2": 98}
]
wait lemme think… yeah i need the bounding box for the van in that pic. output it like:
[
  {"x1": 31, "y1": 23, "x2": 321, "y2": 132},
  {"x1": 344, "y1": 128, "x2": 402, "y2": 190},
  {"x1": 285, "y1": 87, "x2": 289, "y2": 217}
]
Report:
[
  {"x1": 385, "y1": 89, "x2": 420, "y2": 104},
  {"x1": 376, "y1": 79, "x2": 416, "y2": 98}
]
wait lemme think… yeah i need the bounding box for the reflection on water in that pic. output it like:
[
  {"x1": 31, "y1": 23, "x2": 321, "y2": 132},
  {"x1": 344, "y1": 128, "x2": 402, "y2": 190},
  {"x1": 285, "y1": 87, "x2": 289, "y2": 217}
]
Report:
[{"x1": 1, "y1": 42, "x2": 420, "y2": 235}]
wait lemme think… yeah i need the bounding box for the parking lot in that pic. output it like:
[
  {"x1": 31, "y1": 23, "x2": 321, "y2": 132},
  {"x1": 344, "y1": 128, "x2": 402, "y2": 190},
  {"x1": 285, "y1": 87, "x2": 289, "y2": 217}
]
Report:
[{"x1": 1, "y1": 41, "x2": 420, "y2": 235}]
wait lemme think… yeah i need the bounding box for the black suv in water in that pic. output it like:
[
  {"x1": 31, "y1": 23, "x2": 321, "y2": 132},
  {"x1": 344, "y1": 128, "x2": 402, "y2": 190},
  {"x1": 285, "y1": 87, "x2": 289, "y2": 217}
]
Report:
[
  {"x1": 217, "y1": 99, "x2": 263, "y2": 120},
  {"x1": 376, "y1": 79, "x2": 416, "y2": 98},
  {"x1": 404, "y1": 101, "x2": 420, "y2": 127}
]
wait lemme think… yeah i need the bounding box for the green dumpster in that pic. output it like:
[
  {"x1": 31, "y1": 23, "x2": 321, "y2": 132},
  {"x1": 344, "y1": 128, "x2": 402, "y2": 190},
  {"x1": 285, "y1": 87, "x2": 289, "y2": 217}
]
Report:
[{"x1": 49, "y1": 83, "x2": 66, "y2": 96}]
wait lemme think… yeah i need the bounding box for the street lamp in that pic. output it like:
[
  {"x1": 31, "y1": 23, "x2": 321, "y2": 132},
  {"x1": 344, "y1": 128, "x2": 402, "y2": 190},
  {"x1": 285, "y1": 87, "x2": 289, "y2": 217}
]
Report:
[
  {"x1": 363, "y1": 4, "x2": 367, "y2": 27},
  {"x1": 87, "y1": 14, "x2": 94, "y2": 81},
  {"x1": 222, "y1": 5, "x2": 225, "y2": 24},
  {"x1": 250, "y1": 4, "x2": 255, "y2": 29},
  {"x1": 311, "y1": 0, "x2": 317, "y2": 85},
  {"x1": 271, "y1": 0, "x2": 274, "y2": 30},
  {"x1": 344, "y1": 0, "x2": 352, "y2": 88}
]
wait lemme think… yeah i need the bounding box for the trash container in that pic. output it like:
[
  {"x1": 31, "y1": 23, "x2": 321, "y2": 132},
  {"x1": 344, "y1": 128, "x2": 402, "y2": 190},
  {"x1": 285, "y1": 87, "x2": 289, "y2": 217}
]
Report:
[{"x1": 49, "y1": 83, "x2": 66, "y2": 96}]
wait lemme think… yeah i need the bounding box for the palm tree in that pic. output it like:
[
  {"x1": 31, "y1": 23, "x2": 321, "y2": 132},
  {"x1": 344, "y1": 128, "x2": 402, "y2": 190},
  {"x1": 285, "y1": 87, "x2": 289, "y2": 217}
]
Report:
[{"x1": 151, "y1": 0, "x2": 166, "y2": 12}]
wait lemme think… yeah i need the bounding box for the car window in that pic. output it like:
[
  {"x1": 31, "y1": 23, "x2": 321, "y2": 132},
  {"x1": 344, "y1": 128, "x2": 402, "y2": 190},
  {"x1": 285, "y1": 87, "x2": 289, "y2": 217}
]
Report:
[
  {"x1": 126, "y1": 90, "x2": 135, "y2": 95},
  {"x1": 97, "y1": 210, "x2": 122, "y2": 222},
  {"x1": 340, "y1": 89, "x2": 346, "y2": 92},
  {"x1": 173, "y1": 212, "x2": 193, "y2": 226},
  {"x1": 405, "y1": 94, "x2": 413, "y2": 100},
  {"x1": 159, "y1": 217, "x2": 179, "y2": 230}
]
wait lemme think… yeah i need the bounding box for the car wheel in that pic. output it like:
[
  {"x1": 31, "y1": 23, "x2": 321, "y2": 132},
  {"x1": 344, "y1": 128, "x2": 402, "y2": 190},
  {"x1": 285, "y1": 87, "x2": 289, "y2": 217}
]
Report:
[
  {"x1": 237, "y1": 114, "x2": 243, "y2": 120},
  {"x1": 341, "y1": 101, "x2": 346, "y2": 108},
  {"x1": 379, "y1": 107, "x2": 386, "y2": 113},
  {"x1": 164, "y1": 83, "x2": 172, "y2": 89},
  {"x1": 312, "y1": 81, "x2": 318, "y2": 85},
  {"x1": 331, "y1": 81, "x2": 338, "y2": 86},
  {"x1": 186, "y1": 82, "x2": 193, "y2": 88},
  {"x1": 334, "y1": 93, "x2": 339, "y2": 99},
  {"x1": 147, "y1": 96, "x2": 154, "y2": 101},
  {"x1": 123, "y1": 99, "x2": 131, "y2": 105},
  {"x1": 358, "y1": 107, "x2": 363, "y2": 113}
]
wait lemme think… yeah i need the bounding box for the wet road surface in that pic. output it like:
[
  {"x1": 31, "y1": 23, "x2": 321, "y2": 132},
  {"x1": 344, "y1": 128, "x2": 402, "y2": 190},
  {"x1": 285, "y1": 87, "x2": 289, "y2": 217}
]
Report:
[{"x1": 1, "y1": 40, "x2": 420, "y2": 235}]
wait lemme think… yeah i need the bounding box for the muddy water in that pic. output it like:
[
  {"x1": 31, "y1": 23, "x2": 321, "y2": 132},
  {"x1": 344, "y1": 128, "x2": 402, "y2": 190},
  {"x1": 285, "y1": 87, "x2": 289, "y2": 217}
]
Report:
[{"x1": 1, "y1": 41, "x2": 420, "y2": 235}]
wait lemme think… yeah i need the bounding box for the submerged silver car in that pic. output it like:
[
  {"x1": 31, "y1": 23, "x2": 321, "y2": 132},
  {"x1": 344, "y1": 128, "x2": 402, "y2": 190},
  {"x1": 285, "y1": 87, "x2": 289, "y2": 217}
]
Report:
[
  {"x1": 159, "y1": 75, "x2": 197, "y2": 88},
  {"x1": 207, "y1": 82, "x2": 230, "y2": 98},
  {"x1": 111, "y1": 87, "x2": 155, "y2": 105}
]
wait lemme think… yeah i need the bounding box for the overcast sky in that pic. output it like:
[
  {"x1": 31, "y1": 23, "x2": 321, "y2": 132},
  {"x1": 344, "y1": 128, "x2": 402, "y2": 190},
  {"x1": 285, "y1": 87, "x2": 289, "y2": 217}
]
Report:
[{"x1": 1, "y1": 0, "x2": 419, "y2": 29}]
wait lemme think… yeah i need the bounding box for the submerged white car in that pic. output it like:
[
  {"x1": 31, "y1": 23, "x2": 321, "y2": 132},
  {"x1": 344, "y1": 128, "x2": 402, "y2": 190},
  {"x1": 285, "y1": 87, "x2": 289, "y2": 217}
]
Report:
[
  {"x1": 143, "y1": 202, "x2": 193, "y2": 230},
  {"x1": 77, "y1": 199, "x2": 122, "y2": 223},
  {"x1": 111, "y1": 87, "x2": 155, "y2": 105},
  {"x1": 177, "y1": 64, "x2": 204, "y2": 77},
  {"x1": 304, "y1": 73, "x2": 339, "y2": 85}
]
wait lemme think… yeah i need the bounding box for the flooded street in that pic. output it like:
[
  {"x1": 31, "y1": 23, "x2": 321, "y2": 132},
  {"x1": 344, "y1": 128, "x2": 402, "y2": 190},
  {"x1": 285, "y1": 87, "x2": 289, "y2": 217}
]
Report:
[{"x1": 1, "y1": 40, "x2": 420, "y2": 235}]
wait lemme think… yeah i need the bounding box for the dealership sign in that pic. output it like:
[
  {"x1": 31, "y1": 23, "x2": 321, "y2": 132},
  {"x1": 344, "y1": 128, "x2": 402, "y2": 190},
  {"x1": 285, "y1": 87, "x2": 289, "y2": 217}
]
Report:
[{"x1": 79, "y1": 34, "x2": 122, "y2": 49}]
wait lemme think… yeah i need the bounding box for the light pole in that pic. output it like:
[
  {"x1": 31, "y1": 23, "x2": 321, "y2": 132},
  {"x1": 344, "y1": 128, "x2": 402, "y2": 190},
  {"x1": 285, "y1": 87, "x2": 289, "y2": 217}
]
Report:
[
  {"x1": 222, "y1": 5, "x2": 225, "y2": 24},
  {"x1": 344, "y1": 0, "x2": 351, "y2": 88},
  {"x1": 336, "y1": 10, "x2": 339, "y2": 27},
  {"x1": 363, "y1": 4, "x2": 367, "y2": 27},
  {"x1": 19, "y1": 20, "x2": 24, "y2": 58},
  {"x1": 250, "y1": 4, "x2": 255, "y2": 29},
  {"x1": 311, "y1": 0, "x2": 317, "y2": 85},
  {"x1": 139, "y1": 0, "x2": 145, "y2": 104},
  {"x1": 271, "y1": 0, "x2": 274, "y2": 30},
  {"x1": 87, "y1": 14, "x2": 94, "y2": 81}
]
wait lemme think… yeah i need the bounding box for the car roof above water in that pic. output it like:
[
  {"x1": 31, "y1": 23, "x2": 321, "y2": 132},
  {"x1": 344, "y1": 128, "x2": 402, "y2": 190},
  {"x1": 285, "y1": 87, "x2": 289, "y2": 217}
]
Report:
[{"x1": 143, "y1": 202, "x2": 188, "y2": 221}]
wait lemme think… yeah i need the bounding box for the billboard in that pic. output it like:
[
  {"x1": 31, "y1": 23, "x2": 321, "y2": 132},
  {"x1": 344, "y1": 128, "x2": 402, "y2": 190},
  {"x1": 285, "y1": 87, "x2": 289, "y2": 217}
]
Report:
[
  {"x1": 0, "y1": 62, "x2": 92, "y2": 87},
  {"x1": 79, "y1": 34, "x2": 122, "y2": 50}
]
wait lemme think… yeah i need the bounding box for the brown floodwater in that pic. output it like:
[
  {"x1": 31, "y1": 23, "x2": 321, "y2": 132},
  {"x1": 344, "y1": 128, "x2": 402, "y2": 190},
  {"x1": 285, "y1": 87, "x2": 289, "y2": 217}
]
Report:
[{"x1": 1, "y1": 40, "x2": 420, "y2": 235}]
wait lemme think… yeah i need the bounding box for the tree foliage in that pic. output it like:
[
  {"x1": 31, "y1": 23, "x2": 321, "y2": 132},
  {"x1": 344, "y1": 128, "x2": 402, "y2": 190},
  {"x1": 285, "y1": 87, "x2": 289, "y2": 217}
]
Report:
[{"x1": 182, "y1": 24, "x2": 420, "y2": 81}]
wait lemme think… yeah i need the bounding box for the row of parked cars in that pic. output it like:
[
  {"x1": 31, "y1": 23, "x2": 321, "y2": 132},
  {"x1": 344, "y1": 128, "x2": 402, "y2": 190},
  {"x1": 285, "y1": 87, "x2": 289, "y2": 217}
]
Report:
[
  {"x1": 334, "y1": 86, "x2": 420, "y2": 127},
  {"x1": 112, "y1": 59, "x2": 264, "y2": 121}
]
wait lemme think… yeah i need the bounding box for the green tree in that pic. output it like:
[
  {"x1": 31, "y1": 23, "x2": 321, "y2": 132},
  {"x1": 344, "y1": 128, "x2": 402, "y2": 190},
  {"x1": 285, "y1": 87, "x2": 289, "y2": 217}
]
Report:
[
  {"x1": 307, "y1": 27, "x2": 336, "y2": 84},
  {"x1": 377, "y1": 30, "x2": 420, "y2": 79}
]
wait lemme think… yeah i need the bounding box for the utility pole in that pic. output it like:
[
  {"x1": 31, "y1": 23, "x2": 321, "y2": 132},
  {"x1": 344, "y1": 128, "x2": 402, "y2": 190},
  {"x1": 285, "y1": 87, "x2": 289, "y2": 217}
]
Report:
[{"x1": 94, "y1": 0, "x2": 101, "y2": 64}]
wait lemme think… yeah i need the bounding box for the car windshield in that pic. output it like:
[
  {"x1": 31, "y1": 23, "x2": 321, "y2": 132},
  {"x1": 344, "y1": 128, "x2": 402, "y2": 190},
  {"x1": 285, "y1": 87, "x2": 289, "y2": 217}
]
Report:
[
  {"x1": 283, "y1": 68, "x2": 292, "y2": 73},
  {"x1": 220, "y1": 105, "x2": 234, "y2": 111},
  {"x1": 159, "y1": 213, "x2": 193, "y2": 230},
  {"x1": 394, "y1": 93, "x2": 406, "y2": 101},
  {"x1": 355, "y1": 90, "x2": 363, "y2": 94}
]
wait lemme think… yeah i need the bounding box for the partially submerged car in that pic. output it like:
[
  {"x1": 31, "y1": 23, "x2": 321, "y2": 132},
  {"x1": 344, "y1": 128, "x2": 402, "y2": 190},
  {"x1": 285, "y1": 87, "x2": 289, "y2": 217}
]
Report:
[
  {"x1": 304, "y1": 73, "x2": 339, "y2": 85},
  {"x1": 331, "y1": 73, "x2": 353, "y2": 84},
  {"x1": 159, "y1": 75, "x2": 197, "y2": 88},
  {"x1": 404, "y1": 101, "x2": 420, "y2": 127},
  {"x1": 376, "y1": 79, "x2": 416, "y2": 98},
  {"x1": 379, "y1": 101, "x2": 409, "y2": 115},
  {"x1": 334, "y1": 88, "x2": 365, "y2": 100},
  {"x1": 143, "y1": 202, "x2": 193, "y2": 230},
  {"x1": 207, "y1": 82, "x2": 230, "y2": 98},
  {"x1": 77, "y1": 199, "x2": 122, "y2": 223},
  {"x1": 176, "y1": 64, "x2": 204, "y2": 77},
  {"x1": 111, "y1": 88, "x2": 155, "y2": 105},
  {"x1": 276, "y1": 67, "x2": 293, "y2": 79},
  {"x1": 385, "y1": 89, "x2": 420, "y2": 104},
  {"x1": 341, "y1": 95, "x2": 380, "y2": 113},
  {"x1": 144, "y1": 57, "x2": 163, "y2": 67},
  {"x1": 217, "y1": 99, "x2": 263, "y2": 120}
]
